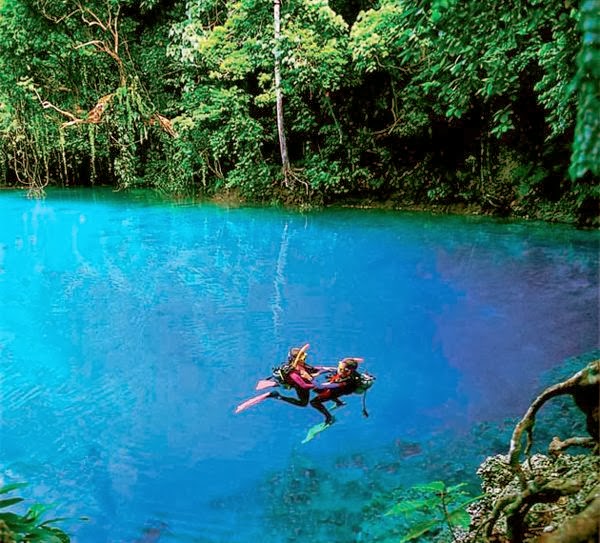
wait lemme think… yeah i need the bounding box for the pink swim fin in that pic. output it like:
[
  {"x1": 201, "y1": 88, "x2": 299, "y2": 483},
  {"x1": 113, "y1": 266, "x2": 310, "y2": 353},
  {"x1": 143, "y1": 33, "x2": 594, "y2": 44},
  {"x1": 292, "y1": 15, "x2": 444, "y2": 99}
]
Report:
[
  {"x1": 256, "y1": 379, "x2": 277, "y2": 390},
  {"x1": 235, "y1": 391, "x2": 272, "y2": 414}
]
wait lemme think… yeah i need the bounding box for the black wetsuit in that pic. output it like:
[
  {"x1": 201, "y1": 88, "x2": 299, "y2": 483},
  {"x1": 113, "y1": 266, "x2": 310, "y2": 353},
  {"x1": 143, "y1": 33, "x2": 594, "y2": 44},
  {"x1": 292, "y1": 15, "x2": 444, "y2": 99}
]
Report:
[{"x1": 310, "y1": 371, "x2": 362, "y2": 424}]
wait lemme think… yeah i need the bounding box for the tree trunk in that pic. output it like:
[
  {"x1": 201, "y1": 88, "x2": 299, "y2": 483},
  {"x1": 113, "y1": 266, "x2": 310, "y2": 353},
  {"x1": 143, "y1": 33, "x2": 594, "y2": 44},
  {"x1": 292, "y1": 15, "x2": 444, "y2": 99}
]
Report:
[{"x1": 273, "y1": 0, "x2": 291, "y2": 183}]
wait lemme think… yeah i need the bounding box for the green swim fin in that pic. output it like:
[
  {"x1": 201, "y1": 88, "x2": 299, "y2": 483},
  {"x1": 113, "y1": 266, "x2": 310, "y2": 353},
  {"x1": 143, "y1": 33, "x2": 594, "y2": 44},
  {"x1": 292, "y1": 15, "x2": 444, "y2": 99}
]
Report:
[{"x1": 301, "y1": 421, "x2": 333, "y2": 443}]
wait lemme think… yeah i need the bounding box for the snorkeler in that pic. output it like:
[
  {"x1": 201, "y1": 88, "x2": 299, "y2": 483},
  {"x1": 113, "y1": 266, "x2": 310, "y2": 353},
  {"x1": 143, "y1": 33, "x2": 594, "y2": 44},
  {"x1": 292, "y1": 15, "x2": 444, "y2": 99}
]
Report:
[
  {"x1": 234, "y1": 348, "x2": 373, "y2": 419},
  {"x1": 268, "y1": 344, "x2": 334, "y2": 407},
  {"x1": 310, "y1": 357, "x2": 371, "y2": 425}
]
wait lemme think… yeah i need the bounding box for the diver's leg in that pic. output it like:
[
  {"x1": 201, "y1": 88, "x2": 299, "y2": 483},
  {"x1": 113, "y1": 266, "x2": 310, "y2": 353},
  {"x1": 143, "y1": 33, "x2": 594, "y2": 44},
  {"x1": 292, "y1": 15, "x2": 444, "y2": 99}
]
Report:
[
  {"x1": 295, "y1": 388, "x2": 310, "y2": 406},
  {"x1": 310, "y1": 397, "x2": 334, "y2": 425},
  {"x1": 270, "y1": 387, "x2": 309, "y2": 406}
]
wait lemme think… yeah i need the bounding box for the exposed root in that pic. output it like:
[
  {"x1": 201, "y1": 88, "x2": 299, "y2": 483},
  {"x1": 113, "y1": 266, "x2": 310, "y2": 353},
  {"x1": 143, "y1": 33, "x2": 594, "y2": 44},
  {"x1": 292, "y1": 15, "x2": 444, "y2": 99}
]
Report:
[
  {"x1": 465, "y1": 360, "x2": 600, "y2": 543},
  {"x1": 283, "y1": 166, "x2": 310, "y2": 196},
  {"x1": 508, "y1": 360, "x2": 599, "y2": 487},
  {"x1": 538, "y1": 490, "x2": 600, "y2": 543}
]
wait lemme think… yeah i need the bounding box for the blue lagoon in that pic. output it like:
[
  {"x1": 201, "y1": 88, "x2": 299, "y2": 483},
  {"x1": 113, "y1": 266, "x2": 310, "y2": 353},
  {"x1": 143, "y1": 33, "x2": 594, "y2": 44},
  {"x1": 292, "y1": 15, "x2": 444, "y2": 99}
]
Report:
[{"x1": 0, "y1": 189, "x2": 598, "y2": 542}]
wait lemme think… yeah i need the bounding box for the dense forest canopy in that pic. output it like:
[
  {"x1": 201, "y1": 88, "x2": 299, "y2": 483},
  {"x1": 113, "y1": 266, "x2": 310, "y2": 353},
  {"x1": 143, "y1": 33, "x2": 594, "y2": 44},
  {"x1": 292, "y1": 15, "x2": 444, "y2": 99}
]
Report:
[{"x1": 0, "y1": 0, "x2": 597, "y2": 223}]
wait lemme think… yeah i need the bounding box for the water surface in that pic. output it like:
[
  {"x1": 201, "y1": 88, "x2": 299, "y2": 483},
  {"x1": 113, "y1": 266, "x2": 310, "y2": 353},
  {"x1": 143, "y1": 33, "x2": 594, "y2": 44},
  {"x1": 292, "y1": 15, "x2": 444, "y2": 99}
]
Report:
[{"x1": 0, "y1": 188, "x2": 598, "y2": 542}]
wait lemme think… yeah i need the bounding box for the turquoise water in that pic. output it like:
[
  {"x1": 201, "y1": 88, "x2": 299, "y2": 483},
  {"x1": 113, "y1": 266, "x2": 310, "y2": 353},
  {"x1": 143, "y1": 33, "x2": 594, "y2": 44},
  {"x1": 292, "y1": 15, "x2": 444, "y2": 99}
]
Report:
[{"x1": 0, "y1": 188, "x2": 598, "y2": 542}]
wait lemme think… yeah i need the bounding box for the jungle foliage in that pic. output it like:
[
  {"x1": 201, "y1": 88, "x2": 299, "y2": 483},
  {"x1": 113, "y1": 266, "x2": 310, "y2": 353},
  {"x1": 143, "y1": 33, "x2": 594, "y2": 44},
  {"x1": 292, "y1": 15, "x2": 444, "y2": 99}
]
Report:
[
  {"x1": 0, "y1": 0, "x2": 597, "y2": 223},
  {"x1": 0, "y1": 482, "x2": 72, "y2": 542}
]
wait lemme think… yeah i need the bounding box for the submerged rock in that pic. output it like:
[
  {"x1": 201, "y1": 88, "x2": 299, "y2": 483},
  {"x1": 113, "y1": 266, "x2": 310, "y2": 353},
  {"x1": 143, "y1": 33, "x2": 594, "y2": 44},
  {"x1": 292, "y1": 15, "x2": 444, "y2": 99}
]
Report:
[{"x1": 460, "y1": 452, "x2": 599, "y2": 543}]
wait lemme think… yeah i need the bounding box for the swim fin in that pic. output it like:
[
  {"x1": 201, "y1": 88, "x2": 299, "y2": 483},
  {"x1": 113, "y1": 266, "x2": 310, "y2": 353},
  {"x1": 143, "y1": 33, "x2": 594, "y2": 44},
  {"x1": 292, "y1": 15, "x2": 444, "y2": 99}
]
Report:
[
  {"x1": 234, "y1": 391, "x2": 272, "y2": 414},
  {"x1": 256, "y1": 379, "x2": 277, "y2": 390},
  {"x1": 301, "y1": 420, "x2": 333, "y2": 443}
]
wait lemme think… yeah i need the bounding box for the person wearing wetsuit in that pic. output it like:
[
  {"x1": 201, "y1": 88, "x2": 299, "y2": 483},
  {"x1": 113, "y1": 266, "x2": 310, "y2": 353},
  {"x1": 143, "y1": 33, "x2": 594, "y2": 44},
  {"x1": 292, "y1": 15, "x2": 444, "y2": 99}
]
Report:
[
  {"x1": 310, "y1": 358, "x2": 363, "y2": 425},
  {"x1": 269, "y1": 346, "x2": 333, "y2": 406}
]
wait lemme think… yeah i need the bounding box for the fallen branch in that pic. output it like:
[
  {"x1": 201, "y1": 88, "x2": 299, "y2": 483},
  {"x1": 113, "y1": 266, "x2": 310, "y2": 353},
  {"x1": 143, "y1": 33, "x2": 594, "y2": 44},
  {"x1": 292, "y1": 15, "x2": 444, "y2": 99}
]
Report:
[
  {"x1": 150, "y1": 114, "x2": 177, "y2": 138},
  {"x1": 33, "y1": 87, "x2": 176, "y2": 138},
  {"x1": 32, "y1": 87, "x2": 81, "y2": 124}
]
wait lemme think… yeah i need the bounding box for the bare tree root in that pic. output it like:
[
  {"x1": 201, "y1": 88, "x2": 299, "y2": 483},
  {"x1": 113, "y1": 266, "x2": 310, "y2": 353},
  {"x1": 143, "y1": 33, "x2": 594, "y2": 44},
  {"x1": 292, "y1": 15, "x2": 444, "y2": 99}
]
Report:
[
  {"x1": 508, "y1": 360, "x2": 599, "y2": 487},
  {"x1": 549, "y1": 437, "x2": 597, "y2": 456},
  {"x1": 508, "y1": 480, "x2": 582, "y2": 541},
  {"x1": 474, "y1": 360, "x2": 599, "y2": 543},
  {"x1": 538, "y1": 490, "x2": 600, "y2": 543},
  {"x1": 283, "y1": 166, "x2": 310, "y2": 197},
  {"x1": 481, "y1": 474, "x2": 583, "y2": 540}
]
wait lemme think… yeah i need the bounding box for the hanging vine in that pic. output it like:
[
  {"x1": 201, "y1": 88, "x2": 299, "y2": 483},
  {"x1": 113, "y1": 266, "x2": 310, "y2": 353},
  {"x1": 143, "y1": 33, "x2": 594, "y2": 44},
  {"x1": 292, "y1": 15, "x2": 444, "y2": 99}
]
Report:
[
  {"x1": 88, "y1": 123, "x2": 97, "y2": 185},
  {"x1": 14, "y1": 1, "x2": 178, "y2": 192},
  {"x1": 58, "y1": 127, "x2": 68, "y2": 186}
]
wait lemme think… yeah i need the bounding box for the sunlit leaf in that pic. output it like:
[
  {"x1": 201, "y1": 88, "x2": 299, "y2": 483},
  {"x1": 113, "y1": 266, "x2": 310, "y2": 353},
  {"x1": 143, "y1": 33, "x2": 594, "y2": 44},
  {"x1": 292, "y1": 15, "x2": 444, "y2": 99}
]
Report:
[
  {"x1": 400, "y1": 518, "x2": 439, "y2": 542},
  {"x1": 0, "y1": 483, "x2": 28, "y2": 495},
  {"x1": 385, "y1": 497, "x2": 438, "y2": 515}
]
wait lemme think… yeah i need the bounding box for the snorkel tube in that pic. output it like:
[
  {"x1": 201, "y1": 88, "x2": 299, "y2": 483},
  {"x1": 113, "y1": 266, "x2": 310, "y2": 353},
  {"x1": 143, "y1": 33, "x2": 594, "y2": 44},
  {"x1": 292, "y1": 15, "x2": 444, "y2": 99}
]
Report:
[{"x1": 291, "y1": 343, "x2": 310, "y2": 368}]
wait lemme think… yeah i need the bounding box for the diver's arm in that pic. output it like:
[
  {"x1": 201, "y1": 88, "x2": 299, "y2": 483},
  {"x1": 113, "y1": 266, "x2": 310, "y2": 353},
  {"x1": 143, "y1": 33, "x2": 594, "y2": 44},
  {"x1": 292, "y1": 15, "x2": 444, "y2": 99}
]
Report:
[
  {"x1": 288, "y1": 371, "x2": 315, "y2": 389},
  {"x1": 313, "y1": 381, "x2": 343, "y2": 390},
  {"x1": 310, "y1": 365, "x2": 337, "y2": 376}
]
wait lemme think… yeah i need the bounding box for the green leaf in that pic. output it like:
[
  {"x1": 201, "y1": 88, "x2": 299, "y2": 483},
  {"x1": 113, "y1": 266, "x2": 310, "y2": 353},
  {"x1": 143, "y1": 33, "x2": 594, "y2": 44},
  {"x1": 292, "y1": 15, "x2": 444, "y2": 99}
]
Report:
[
  {"x1": 40, "y1": 517, "x2": 70, "y2": 526},
  {"x1": 448, "y1": 507, "x2": 471, "y2": 528},
  {"x1": 412, "y1": 481, "x2": 445, "y2": 493},
  {"x1": 446, "y1": 482, "x2": 468, "y2": 493},
  {"x1": 0, "y1": 511, "x2": 36, "y2": 532},
  {"x1": 0, "y1": 497, "x2": 24, "y2": 509},
  {"x1": 385, "y1": 497, "x2": 439, "y2": 516},
  {"x1": 0, "y1": 482, "x2": 28, "y2": 494},
  {"x1": 27, "y1": 503, "x2": 54, "y2": 520},
  {"x1": 400, "y1": 518, "x2": 439, "y2": 542}
]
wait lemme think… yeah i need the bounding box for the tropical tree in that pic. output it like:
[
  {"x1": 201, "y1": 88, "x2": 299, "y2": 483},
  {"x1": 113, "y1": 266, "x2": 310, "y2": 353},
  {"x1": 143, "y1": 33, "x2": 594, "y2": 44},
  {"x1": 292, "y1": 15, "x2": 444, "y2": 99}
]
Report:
[
  {"x1": 569, "y1": 0, "x2": 600, "y2": 221},
  {"x1": 350, "y1": 0, "x2": 589, "y2": 213},
  {"x1": 0, "y1": 0, "x2": 179, "y2": 192},
  {"x1": 0, "y1": 0, "x2": 594, "y2": 221},
  {"x1": 168, "y1": 0, "x2": 349, "y2": 198}
]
